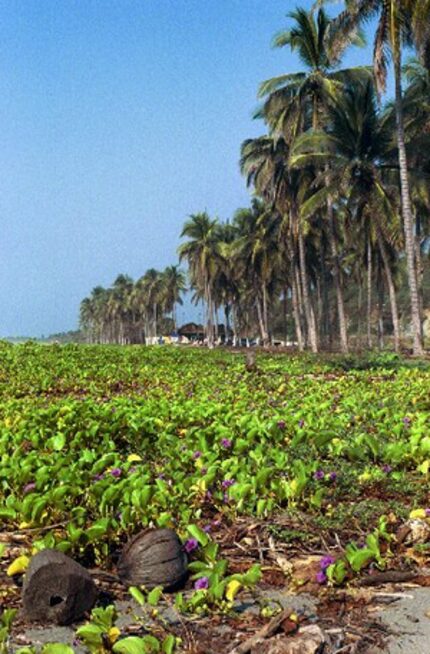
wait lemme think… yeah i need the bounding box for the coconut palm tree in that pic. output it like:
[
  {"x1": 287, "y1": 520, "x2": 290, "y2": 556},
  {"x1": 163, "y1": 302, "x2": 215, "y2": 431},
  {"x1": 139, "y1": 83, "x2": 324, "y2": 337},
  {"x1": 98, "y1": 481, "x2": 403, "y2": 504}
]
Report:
[
  {"x1": 291, "y1": 79, "x2": 403, "y2": 350},
  {"x1": 318, "y1": 0, "x2": 424, "y2": 353},
  {"x1": 178, "y1": 213, "x2": 220, "y2": 348},
  {"x1": 240, "y1": 134, "x2": 322, "y2": 351},
  {"x1": 232, "y1": 199, "x2": 281, "y2": 346},
  {"x1": 160, "y1": 266, "x2": 187, "y2": 331},
  {"x1": 257, "y1": 7, "x2": 369, "y2": 352}
]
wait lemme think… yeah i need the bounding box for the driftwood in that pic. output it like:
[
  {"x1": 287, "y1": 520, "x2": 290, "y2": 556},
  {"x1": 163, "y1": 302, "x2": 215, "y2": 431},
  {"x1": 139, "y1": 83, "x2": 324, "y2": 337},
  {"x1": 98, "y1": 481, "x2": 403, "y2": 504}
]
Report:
[
  {"x1": 228, "y1": 607, "x2": 294, "y2": 654},
  {"x1": 358, "y1": 570, "x2": 423, "y2": 587},
  {"x1": 117, "y1": 528, "x2": 188, "y2": 590},
  {"x1": 22, "y1": 549, "x2": 97, "y2": 625},
  {"x1": 252, "y1": 626, "x2": 326, "y2": 654}
]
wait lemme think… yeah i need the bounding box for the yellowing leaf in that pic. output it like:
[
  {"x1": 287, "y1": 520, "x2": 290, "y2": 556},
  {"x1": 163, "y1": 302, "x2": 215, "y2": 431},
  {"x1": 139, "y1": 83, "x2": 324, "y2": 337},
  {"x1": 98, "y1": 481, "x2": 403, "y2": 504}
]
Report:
[
  {"x1": 127, "y1": 454, "x2": 142, "y2": 463},
  {"x1": 7, "y1": 555, "x2": 30, "y2": 576},
  {"x1": 19, "y1": 521, "x2": 31, "y2": 529},
  {"x1": 409, "y1": 508, "x2": 427, "y2": 520},
  {"x1": 108, "y1": 627, "x2": 121, "y2": 644},
  {"x1": 418, "y1": 460, "x2": 430, "y2": 475},
  {"x1": 225, "y1": 579, "x2": 242, "y2": 602}
]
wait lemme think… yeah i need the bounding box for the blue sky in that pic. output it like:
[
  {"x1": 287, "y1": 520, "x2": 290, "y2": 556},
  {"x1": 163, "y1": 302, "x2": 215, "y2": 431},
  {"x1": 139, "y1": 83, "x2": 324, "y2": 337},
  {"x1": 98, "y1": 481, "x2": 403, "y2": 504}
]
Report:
[{"x1": 0, "y1": 1, "x2": 382, "y2": 335}]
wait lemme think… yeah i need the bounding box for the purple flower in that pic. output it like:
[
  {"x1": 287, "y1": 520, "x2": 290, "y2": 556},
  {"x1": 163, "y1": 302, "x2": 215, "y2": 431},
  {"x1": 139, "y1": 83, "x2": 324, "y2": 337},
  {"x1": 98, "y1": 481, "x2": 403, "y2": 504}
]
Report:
[
  {"x1": 110, "y1": 467, "x2": 122, "y2": 478},
  {"x1": 277, "y1": 420, "x2": 286, "y2": 430},
  {"x1": 403, "y1": 416, "x2": 411, "y2": 427},
  {"x1": 203, "y1": 524, "x2": 211, "y2": 533},
  {"x1": 192, "y1": 451, "x2": 202, "y2": 460},
  {"x1": 314, "y1": 469, "x2": 324, "y2": 481},
  {"x1": 221, "y1": 479, "x2": 235, "y2": 489},
  {"x1": 316, "y1": 571, "x2": 327, "y2": 584},
  {"x1": 425, "y1": 508, "x2": 430, "y2": 517},
  {"x1": 194, "y1": 576, "x2": 209, "y2": 590},
  {"x1": 221, "y1": 438, "x2": 232, "y2": 448},
  {"x1": 200, "y1": 467, "x2": 207, "y2": 475},
  {"x1": 382, "y1": 464, "x2": 392, "y2": 474},
  {"x1": 157, "y1": 473, "x2": 165, "y2": 479},
  {"x1": 298, "y1": 419, "x2": 304, "y2": 428},
  {"x1": 329, "y1": 472, "x2": 337, "y2": 482},
  {"x1": 23, "y1": 482, "x2": 36, "y2": 494},
  {"x1": 320, "y1": 555, "x2": 335, "y2": 570},
  {"x1": 205, "y1": 490, "x2": 213, "y2": 501},
  {"x1": 184, "y1": 538, "x2": 199, "y2": 554},
  {"x1": 93, "y1": 473, "x2": 104, "y2": 481}
]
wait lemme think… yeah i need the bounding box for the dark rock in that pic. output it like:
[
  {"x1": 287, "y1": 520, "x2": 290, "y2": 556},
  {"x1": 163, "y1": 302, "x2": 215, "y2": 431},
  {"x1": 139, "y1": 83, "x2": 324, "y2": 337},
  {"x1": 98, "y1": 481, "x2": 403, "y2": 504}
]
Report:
[
  {"x1": 22, "y1": 549, "x2": 97, "y2": 625},
  {"x1": 117, "y1": 528, "x2": 188, "y2": 590}
]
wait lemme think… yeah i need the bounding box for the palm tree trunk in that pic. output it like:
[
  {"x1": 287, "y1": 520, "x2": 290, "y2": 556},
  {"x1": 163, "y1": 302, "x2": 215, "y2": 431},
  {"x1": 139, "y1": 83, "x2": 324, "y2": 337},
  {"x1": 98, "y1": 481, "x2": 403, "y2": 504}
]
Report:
[
  {"x1": 262, "y1": 284, "x2": 270, "y2": 345},
  {"x1": 415, "y1": 214, "x2": 424, "y2": 323},
  {"x1": 291, "y1": 265, "x2": 304, "y2": 351},
  {"x1": 394, "y1": 54, "x2": 423, "y2": 355},
  {"x1": 377, "y1": 227, "x2": 400, "y2": 353},
  {"x1": 172, "y1": 303, "x2": 177, "y2": 331},
  {"x1": 284, "y1": 288, "x2": 289, "y2": 345},
  {"x1": 327, "y1": 194, "x2": 348, "y2": 353},
  {"x1": 255, "y1": 295, "x2": 266, "y2": 345},
  {"x1": 205, "y1": 279, "x2": 214, "y2": 348},
  {"x1": 297, "y1": 220, "x2": 318, "y2": 352},
  {"x1": 367, "y1": 238, "x2": 373, "y2": 349},
  {"x1": 377, "y1": 268, "x2": 384, "y2": 351}
]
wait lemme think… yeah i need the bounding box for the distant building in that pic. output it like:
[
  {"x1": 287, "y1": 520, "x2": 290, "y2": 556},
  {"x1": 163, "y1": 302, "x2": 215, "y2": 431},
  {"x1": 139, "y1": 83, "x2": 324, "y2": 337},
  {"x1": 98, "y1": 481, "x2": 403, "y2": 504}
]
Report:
[{"x1": 178, "y1": 322, "x2": 205, "y2": 342}]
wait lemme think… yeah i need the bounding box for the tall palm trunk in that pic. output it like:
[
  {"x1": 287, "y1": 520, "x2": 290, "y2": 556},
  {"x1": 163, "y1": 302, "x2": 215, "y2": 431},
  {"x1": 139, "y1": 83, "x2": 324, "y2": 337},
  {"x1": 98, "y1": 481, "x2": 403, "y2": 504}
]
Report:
[
  {"x1": 394, "y1": 54, "x2": 423, "y2": 355},
  {"x1": 367, "y1": 238, "x2": 373, "y2": 349},
  {"x1": 291, "y1": 263, "x2": 304, "y2": 351},
  {"x1": 256, "y1": 294, "x2": 268, "y2": 345},
  {"x1": 376, "y1": 227, "x2": 400, "y2": 353},
  {"x1": 262, "y1": 284, "x2": 270, "y2": 345},
  {"x1": 172, "y1": 302, "x2": 177, "y2": 332},
  {"x1": 297, "y1": 219, "x2": 318, "y2": 352},
  {"x1": 205, "y1": 278, "x2": 214, "y2": 348},
  {"x1": 327, "y1": 195, "x2": 348, "y2": 353}
]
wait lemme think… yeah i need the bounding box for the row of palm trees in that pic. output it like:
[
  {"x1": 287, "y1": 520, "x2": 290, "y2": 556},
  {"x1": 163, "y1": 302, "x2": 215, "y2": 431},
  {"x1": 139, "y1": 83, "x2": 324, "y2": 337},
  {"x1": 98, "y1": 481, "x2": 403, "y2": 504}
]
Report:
[
  {"x1": 80, "y1": 2, "x2": 430, "y2": 353},
  {"x1": 79, "y1": 267, "x2": 186, "y2": 344},
  {"x1": 178, "y1": 2, "x2": 430, "y2": 353}
]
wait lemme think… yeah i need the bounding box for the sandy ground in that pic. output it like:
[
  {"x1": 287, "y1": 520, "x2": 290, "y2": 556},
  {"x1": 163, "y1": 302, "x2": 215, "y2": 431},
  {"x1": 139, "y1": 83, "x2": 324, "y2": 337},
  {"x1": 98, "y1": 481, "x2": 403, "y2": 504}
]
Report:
[{"x1": 9, "y1": 587, "x2": 430, "y2": 653}]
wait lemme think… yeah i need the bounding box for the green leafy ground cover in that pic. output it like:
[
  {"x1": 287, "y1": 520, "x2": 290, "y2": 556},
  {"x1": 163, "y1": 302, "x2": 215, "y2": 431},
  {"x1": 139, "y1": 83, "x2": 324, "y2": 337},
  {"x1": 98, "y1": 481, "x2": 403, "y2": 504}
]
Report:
[{"x1": 0, "y1": 343, "x2": 429, "y2": 652}]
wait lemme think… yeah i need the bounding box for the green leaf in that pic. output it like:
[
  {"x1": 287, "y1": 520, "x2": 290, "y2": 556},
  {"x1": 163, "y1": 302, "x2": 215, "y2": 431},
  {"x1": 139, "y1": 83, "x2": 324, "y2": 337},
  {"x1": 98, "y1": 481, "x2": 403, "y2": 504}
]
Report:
[
  {"x1": 162, "y1": 634, "x2": 176, "y2": 654},
  {"x1": 113, "y1": 636, "x2": 161, "y2": 654},
  {"x1": 147, "y1": 585, "x2": 163, "y2": 607},
  {"x1": 129, "y1": 586, "x2": 146, "y2": 606},
  {"x1": 51, "y1": 433, "x2": 66, "y2": 451},
  {"x1": 75, "y1": 623, "x2": 104, "y2": 646},
  {"x1": 41, "y1": 645, "x2": 75, "y2": 654},
  {"x1": 186, "y1": 524, "x2": 209, "y2": 547}
]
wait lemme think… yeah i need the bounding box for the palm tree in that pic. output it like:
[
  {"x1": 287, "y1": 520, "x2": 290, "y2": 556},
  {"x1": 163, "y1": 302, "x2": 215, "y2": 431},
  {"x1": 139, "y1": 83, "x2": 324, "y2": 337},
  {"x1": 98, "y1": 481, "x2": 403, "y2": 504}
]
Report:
[
  {"x1": 240, "y1": 134, "x2": 321, "y2": 351},
  {"x1": 291, "y1": 79, "x2": 403, "y2": 351},
  {"x1": 160, "y1": 266, "x2": 187, "y2": 331},
  {"x1": 178, "y1": 213, "x2": 220, "y2": 348},
  {"x1": 319, "y1": 0, "x2": 424, "y2": 353},
  {"x1": 232, "y1": 199, "x2": 280, "y2": 346},
  {"x1": 257, "y1": 7, "x2": 369, "y2": 352}
]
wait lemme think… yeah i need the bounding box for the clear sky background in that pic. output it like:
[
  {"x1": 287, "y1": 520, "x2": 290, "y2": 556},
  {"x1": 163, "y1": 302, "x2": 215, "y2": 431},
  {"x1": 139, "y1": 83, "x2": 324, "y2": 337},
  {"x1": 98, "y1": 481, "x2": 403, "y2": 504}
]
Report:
[{"x1": 0, "y1": 0, "x2": 382, "y2": 336}]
